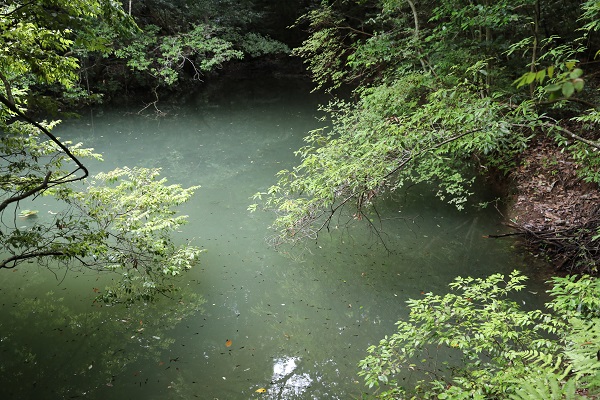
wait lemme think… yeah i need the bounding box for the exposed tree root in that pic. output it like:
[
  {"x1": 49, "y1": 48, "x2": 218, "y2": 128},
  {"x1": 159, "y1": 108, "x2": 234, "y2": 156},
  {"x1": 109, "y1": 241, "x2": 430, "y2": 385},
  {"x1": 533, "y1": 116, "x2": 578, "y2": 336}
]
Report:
[
  {"x1": 504, "y1": 136, "x2": 600, "y2": 275},
  {"x1": 505, "y1": 212, "x2": 599, "y2": 274}
]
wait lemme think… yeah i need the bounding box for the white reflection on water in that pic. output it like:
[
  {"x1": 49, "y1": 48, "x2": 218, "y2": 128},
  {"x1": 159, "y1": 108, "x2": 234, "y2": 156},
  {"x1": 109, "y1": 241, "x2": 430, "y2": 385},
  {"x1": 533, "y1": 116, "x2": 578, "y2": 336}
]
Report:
[{"x1": 267, "y1": 356, "x2": 313, "y2": 398}]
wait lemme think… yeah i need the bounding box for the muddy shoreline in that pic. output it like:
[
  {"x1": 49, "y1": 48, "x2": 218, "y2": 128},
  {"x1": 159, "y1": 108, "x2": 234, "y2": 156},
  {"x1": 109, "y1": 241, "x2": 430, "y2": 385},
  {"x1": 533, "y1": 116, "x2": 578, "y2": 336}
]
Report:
[{"x1": 506, "y1": 135, "x2": 600, "y2": 275}]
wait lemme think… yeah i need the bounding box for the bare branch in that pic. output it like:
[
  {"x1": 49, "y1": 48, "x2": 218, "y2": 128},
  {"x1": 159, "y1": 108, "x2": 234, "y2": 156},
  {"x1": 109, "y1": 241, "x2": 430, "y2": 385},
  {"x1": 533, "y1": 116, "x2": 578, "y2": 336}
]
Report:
[
  {"x1": 537, "y1": 96, "x2": 598, "y2": 110},
  {"x1": 555, "y1": 125, "x2": 600, "y2": 150},
  {"x1": 0, "y1": 71, "x2": 15, "y2": 105},
  {"x1": 0, "y1": 1, "x2": 36, "y2": 17},
  {"x1": 517, "y1": 120, "x2": 600, "y2": 150},
  {"x1": 406, "y1": 0, "x2": 429, "y2": 73}
]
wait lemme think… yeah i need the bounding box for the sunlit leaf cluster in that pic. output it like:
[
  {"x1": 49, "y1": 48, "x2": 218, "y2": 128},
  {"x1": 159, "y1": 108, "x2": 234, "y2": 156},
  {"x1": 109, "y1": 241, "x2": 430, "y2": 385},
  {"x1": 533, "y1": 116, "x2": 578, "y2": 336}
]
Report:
[
  {"x1": 67, "y1": 167, "x2": 203, "y2": 303},
  {"x1": 358, "y1": 272, "x2": 600, "y2": 398},
  {"x1": 258, "y1": 0, "x2": 600, "y2": 254},
  {"x1": 259, "y1": 75, "x2": 530, "y2": 245},
  {"x1": 113, "y1": 24, "x2": 245, "y2": 87},
  {"x1": 0, "y1": 0, "x2": 204, "y2": 304}
]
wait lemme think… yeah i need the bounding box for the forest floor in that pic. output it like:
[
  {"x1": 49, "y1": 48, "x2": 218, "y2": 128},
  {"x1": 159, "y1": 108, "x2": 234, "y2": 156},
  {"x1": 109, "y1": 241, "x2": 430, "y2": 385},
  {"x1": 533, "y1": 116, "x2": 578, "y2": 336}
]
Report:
[{"x1": 506, "y1": 135, "x2": 600, "y2": 274}]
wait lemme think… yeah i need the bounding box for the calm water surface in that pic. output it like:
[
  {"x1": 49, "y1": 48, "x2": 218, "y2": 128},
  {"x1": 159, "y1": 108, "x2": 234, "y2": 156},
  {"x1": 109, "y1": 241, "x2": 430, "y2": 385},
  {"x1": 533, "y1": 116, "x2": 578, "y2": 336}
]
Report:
[{"x1": 0, "y1": 76, "x2": 548, "y2": 399}]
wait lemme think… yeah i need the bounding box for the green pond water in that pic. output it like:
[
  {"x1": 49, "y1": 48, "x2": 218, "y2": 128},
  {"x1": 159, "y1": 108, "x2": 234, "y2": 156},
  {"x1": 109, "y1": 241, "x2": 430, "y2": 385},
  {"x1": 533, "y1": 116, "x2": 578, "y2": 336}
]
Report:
[{"x1": 0, "y1": 75, "x2": 549, "y2": 399}]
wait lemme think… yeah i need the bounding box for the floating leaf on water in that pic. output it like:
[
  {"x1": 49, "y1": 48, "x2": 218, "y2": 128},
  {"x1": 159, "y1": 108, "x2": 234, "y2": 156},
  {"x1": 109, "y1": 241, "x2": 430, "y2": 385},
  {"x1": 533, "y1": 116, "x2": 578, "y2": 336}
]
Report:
[
  {"x1": 19, "y1": 209, "x2": 38, "y2": 218},
  {"x1": 225, "y1": 339, "x2": 232, "y2": 347},
  {"x1": 255, "y1": 388, "x2": 267, "y2": 393}
]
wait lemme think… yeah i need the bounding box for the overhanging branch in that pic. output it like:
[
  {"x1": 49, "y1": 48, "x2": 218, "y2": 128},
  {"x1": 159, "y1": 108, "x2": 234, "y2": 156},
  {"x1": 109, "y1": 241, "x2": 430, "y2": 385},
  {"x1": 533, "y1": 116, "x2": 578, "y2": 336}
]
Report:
[
  {"x1": 282, "y1": 127, "x2": 486, "y2": 244},
  {"x1": 0, "y1": 171, "x2": 52, "y2": 212},
  {"x1": 0, "y1": 250, "x2": 68, "y2": 269},
  {"x1": 0, "y1": 82, "x2": 89, "y2": 211},
  {"x1": 518, "y1": 119, "x2": 600, "y2": 151},
  {"x1": 555, "y1": 124, "x2": 600, "y2": 150}
]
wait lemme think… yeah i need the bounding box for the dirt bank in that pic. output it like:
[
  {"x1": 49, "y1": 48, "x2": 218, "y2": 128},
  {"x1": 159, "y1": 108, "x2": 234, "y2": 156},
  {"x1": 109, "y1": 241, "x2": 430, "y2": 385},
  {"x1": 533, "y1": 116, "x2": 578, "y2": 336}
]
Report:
[{"x1": 507, "y1": 136, "x2": 600, "y2": 274}]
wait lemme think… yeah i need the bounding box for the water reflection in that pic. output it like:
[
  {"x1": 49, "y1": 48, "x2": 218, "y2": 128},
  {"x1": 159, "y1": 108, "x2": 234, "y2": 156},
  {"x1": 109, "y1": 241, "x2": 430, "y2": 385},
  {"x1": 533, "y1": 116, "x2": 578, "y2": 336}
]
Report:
[
  {"x1": 0, "y1": 274, "x2": 205, "y2": 400},
  {"x1": 267, "y1": 356, "x2": 312, "y2": 398}
]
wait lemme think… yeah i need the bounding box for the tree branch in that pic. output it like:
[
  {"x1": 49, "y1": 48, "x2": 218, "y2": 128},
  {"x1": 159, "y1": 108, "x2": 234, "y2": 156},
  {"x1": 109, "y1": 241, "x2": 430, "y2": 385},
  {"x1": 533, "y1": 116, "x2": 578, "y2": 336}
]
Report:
[
  {"x1": 0, "y1": 1, "x2": 36, "y2": 17},
  {"x1": 283, "y1": 127, "x2": 485, "y2": 244},
  {"x1": 406, "y1": 0, "x2": 429, "y2": 73},
  {"x1": 0, "y1": 91, "x2": 89, "y2": 186},
  {"x1": 0, "y1": 250, "x2": 68, "y2": 269},
  {"x1": 525, "y1": 120, "x2": 600, "y2": 150},
  {"x1": 556, "y1": 125, "x2": 600, "y2": 150},
  {"x1": 382, "y1": 127, "x2": 485, "y2": 182},
  {"x1": 0, "y1": 71, "x2": 15, "y2": 106},
  {"x1": 336, "y1": 25, "x2": 373, "y2": 37},
  {"x1": 0, "y1": 171, "x2": 52, "y2": 212},
  {"x1": 537, "y1": 96, "x2": 599, "y2": 110}
]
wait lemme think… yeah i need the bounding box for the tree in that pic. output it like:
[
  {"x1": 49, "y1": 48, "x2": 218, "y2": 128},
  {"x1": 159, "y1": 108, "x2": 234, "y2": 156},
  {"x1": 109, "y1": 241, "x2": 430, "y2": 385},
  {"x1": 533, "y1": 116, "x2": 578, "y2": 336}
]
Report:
[
  {"x1": 0, "y1": 0, "x2": 202, "y2": 303},
  {"x1": 254, "y1": 0, "x2": 531, "y2": 243},
  {"x1": 0, "y1": 287, "x2": 205, "y2": 398},
  {"x1": 358, "y1": 271, "x2": 600, "y2": 398},
  {"x1": 253, "y1": 0, "x2": 600, "y2": 273},
  {"x1": 82, "y1": 0, "x2": 290, "y2": 106}
]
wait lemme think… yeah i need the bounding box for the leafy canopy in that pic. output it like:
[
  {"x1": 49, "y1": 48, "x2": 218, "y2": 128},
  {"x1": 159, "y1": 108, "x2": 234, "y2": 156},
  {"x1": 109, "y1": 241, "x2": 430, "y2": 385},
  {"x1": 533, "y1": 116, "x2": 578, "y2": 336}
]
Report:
[
  {"x1": 255, "y1": 0, "x2": 600, "y2": 255},
  {"x1": 92, "y1": 0, "x2": 289, "y2": 97},
  {"x1": 0, "y1": 0, "x2": 202, "y2": 303}
]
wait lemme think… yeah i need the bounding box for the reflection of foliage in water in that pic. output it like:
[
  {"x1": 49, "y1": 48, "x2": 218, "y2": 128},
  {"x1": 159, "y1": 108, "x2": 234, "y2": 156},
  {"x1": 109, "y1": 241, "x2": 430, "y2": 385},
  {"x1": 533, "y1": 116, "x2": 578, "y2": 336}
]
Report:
[{"x1": 0, "y1": 289, "x2": 205, "y2": 399}]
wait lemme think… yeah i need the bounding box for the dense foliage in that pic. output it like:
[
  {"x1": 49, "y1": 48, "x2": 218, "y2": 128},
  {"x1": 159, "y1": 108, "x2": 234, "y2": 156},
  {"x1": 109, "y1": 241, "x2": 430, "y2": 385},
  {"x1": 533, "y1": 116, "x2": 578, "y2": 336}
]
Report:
[
  {"x1": 0, "y1": 0, "x2": 300, "y2": 301},
  {"x1": 0, "y1": 0, "x2": 209, "y2": 302},
  {"x1": 0, "y1": 0, "x2": 300, "y2": 302},
  {"x1": 255, "y1": 0, "x2": 600, "y2": 267},
  {"x1": 247, "y1": 0, "x2": 600, "y2": 397},
  {"x1": 359, "y1": 271, "x2": 600, "y2": 398},
  {"x1": 84, "y1": 0, "x2": 290, "y2": 101},
  {"x1": 2, "y1": 0, "x2": 600, "y2": 396}
]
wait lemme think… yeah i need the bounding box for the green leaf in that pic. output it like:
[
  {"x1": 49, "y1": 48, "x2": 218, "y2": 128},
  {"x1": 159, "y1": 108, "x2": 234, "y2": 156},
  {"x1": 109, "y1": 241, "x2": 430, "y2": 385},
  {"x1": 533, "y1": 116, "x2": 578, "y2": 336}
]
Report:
[
  {"x1": 573, "y1": 79, "x2": 585, "y2": 92},
  {"x1": 562, "y1": 81, "x2": 575, "y2": 98},
  {"x1": 536, "y1": 69, "x2": 547, "y2": 84},
  {"x1": 569, "y1": 68, "x2": 583, "y2": 79},
  {"x1": 544, "y1": 84, "x2": 562, "y2": 93},
  {"x1": 514, "y1": 74, "x2": 528, "y2": 88},
  {"x1": 525, "y1": 72, "x2": 537, "y2": 84}
]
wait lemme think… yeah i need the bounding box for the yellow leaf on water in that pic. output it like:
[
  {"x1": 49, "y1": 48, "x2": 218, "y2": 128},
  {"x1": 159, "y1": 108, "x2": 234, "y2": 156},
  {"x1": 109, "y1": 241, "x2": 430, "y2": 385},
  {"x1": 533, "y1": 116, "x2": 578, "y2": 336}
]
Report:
[
  {"x1": 225, "y1": 339, "x2": 232, "y2": 347},
  {"x1": 255, "y1": 388, "x2": 267, "y2": 393}
]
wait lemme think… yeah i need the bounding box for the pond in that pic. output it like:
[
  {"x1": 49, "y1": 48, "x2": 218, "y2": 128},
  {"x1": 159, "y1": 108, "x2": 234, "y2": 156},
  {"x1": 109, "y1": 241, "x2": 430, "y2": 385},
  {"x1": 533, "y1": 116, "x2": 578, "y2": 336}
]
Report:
[{"x1": 0, "y1": 74, "x2": 549, "y2": 399}]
